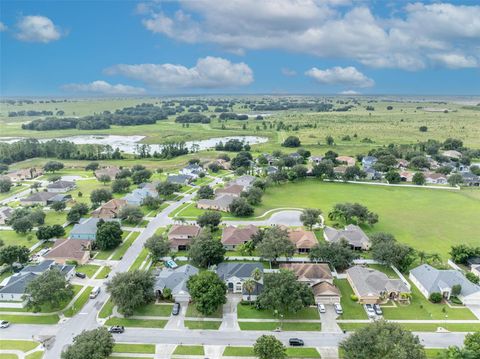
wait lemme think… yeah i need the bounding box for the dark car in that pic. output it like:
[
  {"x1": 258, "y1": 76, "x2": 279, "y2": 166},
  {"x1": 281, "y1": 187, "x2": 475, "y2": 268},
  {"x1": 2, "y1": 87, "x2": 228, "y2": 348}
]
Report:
[
  {"x1": 172, "y1": 302, "x2": 181, "y2": 316},
  {"x1": 108, "y1": 326, "x2": 125, "y2": 334},
  {"x1": 75, "y1": 272, "x2": 86, "y2": 279},
  {"x1": 289, "y1": 338, "x2": 304, "y2": 346},
  {"x1": 373, "y1": 304, "x2": 383, "y2": 315}
]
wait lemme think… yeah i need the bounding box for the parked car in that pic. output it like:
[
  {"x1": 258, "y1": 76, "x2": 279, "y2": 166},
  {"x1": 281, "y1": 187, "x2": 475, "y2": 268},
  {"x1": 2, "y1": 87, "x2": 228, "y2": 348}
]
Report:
[
  {"x1": 318, "y1": 304, "x2": 326, "y2": 313},
  {"x1": 0, "y1": 320, "x2": 10, "y2": 328},
  {"x1": 373, "y1": 304, "x2": 383, "y2": 315},
  {"x1": 334, "y1": 303, "x2": 343, "y2": 315},
  {"x1": 172, "y1": 302, "x2": 181, "y2": 316},
  {"x1": 289, "y1": 338, "x2": 304, "y2": 346},
  {"x1": 90, "y1": 286, "x2": 100, "y2": 299},
  {"x1": 75, "y1": 272, "x2": 86, "y2": 279},
  {"x1": 108, "y1": 326, "x2": 124, "y2": 334}
]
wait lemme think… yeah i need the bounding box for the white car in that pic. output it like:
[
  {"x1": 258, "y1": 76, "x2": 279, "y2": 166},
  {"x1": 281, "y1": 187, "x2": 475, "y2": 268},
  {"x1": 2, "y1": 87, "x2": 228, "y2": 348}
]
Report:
[
  {"x1": 0, "y1": 320, "x2": 10, "y2": 328},
  {"x1": 318, "y1": 304, "x2": 326, "y2": 313}
]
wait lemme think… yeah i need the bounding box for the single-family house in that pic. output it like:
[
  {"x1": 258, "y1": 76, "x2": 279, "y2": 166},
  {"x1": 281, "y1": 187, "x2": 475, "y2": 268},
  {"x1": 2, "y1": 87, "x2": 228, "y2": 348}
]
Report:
[
  {"x1": 153, "y1": 264, "x2": 199, "y2": 302},
  {"x1": 265, "y1": 166, "x2": 279, "y2": 176},
  {"x1": 425, "y1": 173, "x2": 448, "y2": 185},
  {"x1": 0, "y1": 206, "x2": 13, "y2": 225},
  {"x1": 229, "y1": 175, "x2": 256, "y2": 189},
  {"x1": 410, "y1": 264, "x2": 480, "y2": 305},
  {"x1": 180, "y1": 164, "x2": 204, "y2": 179},
  {"x1": 94, "y1": 166, "x2": 120, "y2": 180},
  {"x1": 92, "y1": 198, "x2": 127, "y2": 219},
  {"x1": 361, "y1": 156, "x2": 377, "y2": 169},
  {"x1": 337, "y1": 156, "x2": 356, "y2": 167},
  {"x1": 311, "y1": 156, "x2": 323, "y2": 165},
  {"x1": 168, "y1": 224, "x2": 201, "y2": 251},
  {"x1": 365, "y1": 168, "x2": 381, "y2": 180},
  {"x1": 333, "y1": 165, "x2": 348, "y2": 176},
  {"x1": 5, "y1": 168, "x2": 43, "y2": 182},
  {"x1": 323, "y1": 225, "x2": 370, "y2": 250},
  {"x1": 44, "y1": 239, "x2": 91, "y2": 265},
  {"x1": 221, "y1": 225, "x2": 259, "y2": 250},
  {"x1": 215, "y1": 184, "x2": 244, "y2": 197},
  {"x1": 197, "y1": 194, "x2": 235, "y2": 212},
  {"x1": 347, "y1": 265, "x2": 411, "y2": 304},
  {"x1": 123, "y1": 188, "x2": 157, "y2": 206},
  {"x1": 166, "y1": 174, "x2": 193, "y2": 186},
  {"x1": 260, "y1": 154, "x2": 276, "y2": 166},
  {"x1": 461, "y1": 172, "x2": 480, "y2": 186},
  {"x1": 396, "y1": 159, "x2": 409, "y2": 169},
  {"x1": 400, "y1": 171, "x2": 415, "y2": 182},
  {"x1": 289, "y1": 153, "x2": 303, "y2": 162},
  {"x1": 20, "y1": 192, "x2": 57, "y2": 206},
  {"x1": 216, "y1": 262, "x2": 264, "y2": 300},
  {"x1": 0, "y1": 260, "x2": 75, "y2": 302},
  {"x1": 47, "y1": 180, "x2": 76, "y2": 193},
  {"x1": 69, "y1": 217, "x2": 116, "y2": 241},
  {"x1": 288, "y1": 228, "x2": 318, "y2": 253}
]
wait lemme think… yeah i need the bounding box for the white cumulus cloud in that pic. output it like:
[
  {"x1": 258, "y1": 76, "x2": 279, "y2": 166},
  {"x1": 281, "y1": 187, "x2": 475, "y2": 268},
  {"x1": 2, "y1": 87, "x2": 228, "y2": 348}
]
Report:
[
  {"x1": 104, "y1": 56, "x2": 254, "y2": 89},
  {"x1": 15, "y1": 15, "x2": 63, "y2": 43},
  {"x1": 281, "y1": 68, "x2": 297, "y2": 77},
  {"x1": 305, "y1": 66, "x2": 374, "y2": 88},
  {"x1": 62, "y1": 81, "x2": 146, "y2": 95},
  {"x1": 139, "y1": 1, "x2": 480, "y2": 70},
  {"x1": 0, "y1": 22, "x2": 7, "y2": 32}
]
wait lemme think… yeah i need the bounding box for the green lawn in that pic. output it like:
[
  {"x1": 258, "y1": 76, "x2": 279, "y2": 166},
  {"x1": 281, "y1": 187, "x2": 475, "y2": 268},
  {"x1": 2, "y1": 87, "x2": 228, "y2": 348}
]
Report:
[
  {"x1": 382, "y1": 280, "x2": 476, "y2": 320},
  {"x1": 112, "y1": 343, "x2": 155, "y2": 354},
  {"x1": 132, "y1": 303, "x2": 173, "y2": 317},
  {"x1": 223, "y1": 346, "x2": 255, "y2": 357},
  {"x1": 129, "y1": 248, "x2": 149, "y2": 271},
  {"x1": 425, "y1": 349, "x2": 447, "y2": 358},
  {"x1": 96, "y1": 231, "x2": 132, "y2": 260},
  {"x1": 286, "y1": 348, "x2": 321, "y2": 358},
  {"x1": 338, "y1": 322, "x2": 480, "y2": 332},
  {"x1": 98, "y1": 298, "x2": 114, "y2": 318},
  {"x1": 238, "y1": 321, "x2": 321, "y2": 331},
  {"x1": 184, "y1": 320, "x2": 222, "y2": 330},
  {"x1": 256, "y1": 180, "x2": 480, "y2": 259},
  {"x1": 111, "y1": 232, "x2": 140, "y2": 260},
  {"x1": 185, "y1": 304, "x2": 223, "y2": 318},
  {"x1": 44, "y1": 210, "x2": 67, "y2": 226},
  {"x1": 0, "y1": 230, "x2": 39, "y2": 249},
  {"x1": 367, "y1": 264, "x2": 399, "y2": 278},
  {"x1": 173, "y1": 345, "x2": 205, "y2": 355},
  {"x1": 0, "y1": 184, "x2": 28, "y2": 201},
  {"x1": 0, "y1": 340, "x2": 40, "y2": 351},
  {"x1": 105, "y1": 317, "x2": 167, "y2": 328},
  {"x1": 0, "y1": 314, "x2": 59, "y2": 324},
  {"x1": 94, "y1": 266, "x2": 112, "y2": 279},
  {"x1": 334, "y1": 279, "x2": 368, "y2": 319},
  {"x1": 75, "y1": 264, "x2": 100, "y2": 278},
  {"x1": 237, "y1": 304, "x2": 319, "y2": 320},
  {"x1": 64, "y1": 286, "x2": 93, "y2": 317},
  {"x1": 25, "y1": 352, "x2": 44, "y2": 359}
]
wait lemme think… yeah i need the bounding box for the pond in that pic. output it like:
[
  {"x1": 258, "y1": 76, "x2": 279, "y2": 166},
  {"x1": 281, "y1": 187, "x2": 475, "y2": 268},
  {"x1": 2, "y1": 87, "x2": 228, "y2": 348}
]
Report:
[{"x1": 0, "y1": 135, "x2": 268, "y2": 154}]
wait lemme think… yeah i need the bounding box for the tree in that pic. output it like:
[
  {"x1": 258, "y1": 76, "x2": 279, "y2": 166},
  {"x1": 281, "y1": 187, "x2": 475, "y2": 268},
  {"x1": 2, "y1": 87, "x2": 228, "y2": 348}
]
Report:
[
  {"x1": 451, "y1": 284, "x2": 462, "y2": 297},
  {"x1": 257, "y1": 226, "x2": 295, "y2": 264},
  {"x1": 243, "y1": 187, "x2": 264, "y2": 205},
  {"x1": 187, "y1": 271, "x2": 227, "y2": 315},
  {"x1": 11, "y1": 217, "x2": 33, "y2": 233},
  {"x1": 429, "y1": 292, "x2": 442, "y2": 303},
  {"x1": 466, "y1": 272, "x2": 479, "y2": 284},
  {"x1": 142, "y1": 195, "x2": 163, "y2": 210},
  {"x1": 119, "y1": 205, "x2": 144, "y2": 225},
  {"x1": 343, "y1": 166, "x2": 366, "y2": 181},
  {"x1": 61, "y1": 327, "x2": 114, "y2": 359},
  {"x1": 229, "y1": 197, "x2": 254, "y2": 217},
  {"x1": 24, "y1": 269, "x2": 74, "y2": 312},
  {"x1": 51, "y1": 200, "x2": 66, "y2": 212},
  {"x1": 463, "y1": 332, "x2": 480, "y2": 356},
  {"x1": 309, "y1": 241, "x2": 358, "y2": 271},
  {"x1": 328, "y1": 202, "x2": 378, "y2": 226},
  {"x1": 196, "y1": 211, "x2": 222, "y2": 230},
  {"x1": 85, "y1": 162, "x2": 99, "y2": 171},
  {"x1": 144, "y1": 234, "x2": 170, "y2": 262},
  {"x1": 437, "y1": 331, "x2": 480, "y2": 359},
  {"x1": 412, "y1": 172, "x2": 426, "y2": 185},
  {"x1": 189, "y1": 231, "x2": 225, "y2": 268},
  {"x1": 257, "y1": 270, "x2": 314, "y2": 315},
  {"x1": 282, "y1": 136, "x2": 301, "y2": 147},
  {"x1": 67, "y1": 203, "x2": 89, "y2": 223},
  {"x1": 0, "y1": 177, "x2": 12, "y2": 193},
  {"x1": 106, "y1": 270, "x2": 155, "y2": 316},
  {"x1": 238, "y1": 240, "x2": 256, "y2": 256},
  {"x1": 410, "y1": 156, "x2": 430, "y2": 170},
  {"x1": 253, "y1": 335, "x2": 286, "y2": 359},
  {"x1": 419, "y1": 126, "x2": 428, "y2": 132},
  {"x1": 131, "y1": 169, "x2": 152, "y2": 184},
  {"x1": 450, "y1": 245, "x2": 480, "y2": 265},
  {"x1": 0, "y1": 245, "x2": 30, "y2": 268},
  {"x1": 300, "y1": 208, "x2": 322, "y2": 229},
  {"x1": 98, "y1": 174, "x2": 111, "y2": 185},
  {"x1": 325, "y1": 135, "x2": 335, "y2": 146},
  {"x1": 371, "y1": 236, "x2": 416, "y2": 272},
  {"x1": 339, "y1": 321, "x2": 426, "y2": 359},
  {"x1": 197, "y1": 185, "x2": 214, "y2": 199},
  {"x1": 156, "y1": 181, "x2": 181, "y2": 198},
  {"x1": 448, "y1": 173, "x2": 463, "y2": 187},
  {"x1": 43, "y1": 161, "x2": 64, "y2": 173},
  {"x1": 292, "y1": 164, "x2": 308, "y2": 179},
  {"x1": 36, "y1": 225, "x2": 65, "y2": 240},
  {"x1": 90, "y1": 188, "x2": 112, "y2": 205},
  {"x1": 231, "y1": 151, "x2": 253, "y2": 169},
  {"x1": 312, "y1": 161, "x2": 335, "y2": 179},
  {"x1": 111, "y1": 178, "x2": 130, "y2": 193},
  {"x1": 95, "y1": 221, "x2": 123, "y2": 250},
  {"x1": 385, "y1": 170, "x2": 401, "y2": 184}
]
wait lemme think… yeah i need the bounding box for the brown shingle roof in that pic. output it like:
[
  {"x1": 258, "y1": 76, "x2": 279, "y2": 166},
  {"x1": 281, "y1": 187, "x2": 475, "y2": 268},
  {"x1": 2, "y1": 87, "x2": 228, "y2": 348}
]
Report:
[
  {"x1": 44, "y1": 239, "x2": 91, "y2": 260},
  {"x1": 288, "y1": 229, "x2": 318, "y2": 249},
  {"x1": 312, "y1": 281, "x2": 341, "y2": 297},
  {"x1": 221, "y1": 225, "x2": 258, "y2": 246},
  {"x1": 280, "y1": 263, "x2": 332, "y2": 282},
  {"x1": 168, "y1": 225, "x2": 201, "y2": 238},
  {"x1": 215, "y1": 184, "x2": 244, "y2": 196},
  {"x1": 92, "y1": 199, "x2": 127, "y2": 218}
]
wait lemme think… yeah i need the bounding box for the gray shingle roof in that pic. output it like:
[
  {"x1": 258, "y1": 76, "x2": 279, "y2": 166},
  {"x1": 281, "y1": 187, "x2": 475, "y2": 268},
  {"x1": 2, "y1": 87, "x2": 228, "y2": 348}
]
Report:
[
  {"x1": 347, "y1": 265, "x2": 410, "y2": 297},
  {"x1": 410, "y1": 264, "x2": 480, "y2": 297},
  {"x1": 324, "y1": 224, "x2": 370, "y2": 248},
  {"x1": 153, "y1": 264, "x2": 198, "y2": 296},
  {"x1": 21, "y1": 192, "x2": 56, "y2": 202},
  {"x1": 47, "y1": 180, "x2": 76, "y2": 189},
  {"x1": 216, "y1": 262, "x2": 263, "y2": 281}
]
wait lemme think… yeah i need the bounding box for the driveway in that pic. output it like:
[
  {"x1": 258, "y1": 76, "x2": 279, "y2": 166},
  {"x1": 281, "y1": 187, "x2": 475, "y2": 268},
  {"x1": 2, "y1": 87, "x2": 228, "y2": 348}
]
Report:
[
  {"x1": 320, "y1": 305, "x2": 342, "y2": 333},
  {"x1": 165, "y1": 301, "x2": 187, "y2": 330},
  {"x1": 220, "y1": 294, "x2": 241, "y2": 331}
]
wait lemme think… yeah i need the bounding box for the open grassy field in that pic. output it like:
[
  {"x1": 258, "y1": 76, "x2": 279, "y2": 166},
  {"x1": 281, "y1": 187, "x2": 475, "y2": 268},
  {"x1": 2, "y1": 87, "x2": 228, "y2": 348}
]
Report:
[
  {"x1": 0, "y1": 230, "x2": 39, "y2": 249},
  {"x1": 256, "y1": 180, "x2": 480, "y2": 259}
]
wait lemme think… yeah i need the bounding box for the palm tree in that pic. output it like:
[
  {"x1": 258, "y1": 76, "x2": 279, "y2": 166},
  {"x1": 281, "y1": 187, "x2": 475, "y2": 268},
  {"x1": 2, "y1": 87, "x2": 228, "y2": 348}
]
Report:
[
  {"x1": 252, "y1": 268, "x2": 262, "y2": 282},
  {"x1": 418, "y1": 251, "x2": 427, "y2": 264},
  {"x1": 243, "y1": 279, "x2": 256, "y2": 302},
  {"x1": 427, "y1": 253, "x2": 442, "y2": 265}
]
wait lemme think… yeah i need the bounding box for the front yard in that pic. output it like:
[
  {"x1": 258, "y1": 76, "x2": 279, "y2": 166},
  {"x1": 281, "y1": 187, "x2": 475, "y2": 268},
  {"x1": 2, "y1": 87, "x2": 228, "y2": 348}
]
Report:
[
  {"x1": 334, "y1": 279, "x2": 368, "y2": 320},
  {"x1": 237, "y1": 304, "x2": 319, "y2": 320}
]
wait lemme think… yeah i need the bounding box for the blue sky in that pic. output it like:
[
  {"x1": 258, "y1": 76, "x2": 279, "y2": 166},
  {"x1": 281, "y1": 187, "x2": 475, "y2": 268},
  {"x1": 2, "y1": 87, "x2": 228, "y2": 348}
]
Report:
[{"x1": 1, "y1": 0, "x2": 479, "y2": 96}]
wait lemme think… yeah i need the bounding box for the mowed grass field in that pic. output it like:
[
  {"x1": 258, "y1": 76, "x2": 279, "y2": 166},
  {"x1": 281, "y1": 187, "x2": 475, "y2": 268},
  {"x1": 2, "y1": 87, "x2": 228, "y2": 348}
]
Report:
[{"x1": 256, "y1": 180, "x2": 480, "y2": 259}]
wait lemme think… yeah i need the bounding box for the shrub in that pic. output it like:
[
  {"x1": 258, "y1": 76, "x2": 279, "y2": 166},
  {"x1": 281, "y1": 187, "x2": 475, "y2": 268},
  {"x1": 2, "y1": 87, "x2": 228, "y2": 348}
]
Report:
[
  {"x1": 429, "y1": 292, "x2": 443, "y2": 303},
  {"x1": 350, "y1": 294, "x2": 358, "y2": 302}
]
